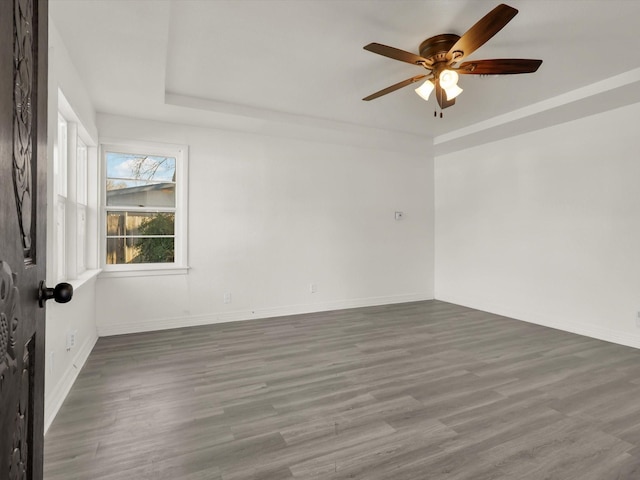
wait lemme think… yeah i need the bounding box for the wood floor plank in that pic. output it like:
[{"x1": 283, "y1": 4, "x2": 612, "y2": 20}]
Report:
[{"x1": 44, "y1": 300, "x2": 640, "y2": 479}]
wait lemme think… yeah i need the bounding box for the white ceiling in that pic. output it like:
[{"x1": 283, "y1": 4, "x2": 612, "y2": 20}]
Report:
[{"x1": 50, "y1": 0, "x2": 640, "y2": 148}]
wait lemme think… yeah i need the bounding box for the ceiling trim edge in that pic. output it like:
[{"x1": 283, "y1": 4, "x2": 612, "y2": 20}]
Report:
[{"x1": 434, "y1": 67, "x2": 640, "y2": 156}]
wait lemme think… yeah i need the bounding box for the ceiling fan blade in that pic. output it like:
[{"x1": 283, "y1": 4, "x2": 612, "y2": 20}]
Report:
[
  {"x1": 435, "y1": 83, "x2": 456, "y2": 109},
  {"x1": 364, "y1": 43, "x2": 431, "y2": 66},
  {"x1": 457, "y1": 59, "x2": 542, "y2": 75},
  {"x1": 447, "y1": 4, "x2": 518, "y2": 64},
  {"x1": 363, "y1": 75, "x2": 428, "y2": 101}
]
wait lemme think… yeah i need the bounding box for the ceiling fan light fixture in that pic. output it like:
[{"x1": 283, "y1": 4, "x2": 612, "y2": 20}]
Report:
[
  {"x1": 444, "y1": 84, "x2": 463, "y2": 100},
  {"x1": 415, "y1": 79, "x2": 435, "y2": 101}
]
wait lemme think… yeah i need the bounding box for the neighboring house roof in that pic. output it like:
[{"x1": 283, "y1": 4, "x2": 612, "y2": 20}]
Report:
[{"x1": 107, "y1": 182, "x2": 174, "y2": 197}]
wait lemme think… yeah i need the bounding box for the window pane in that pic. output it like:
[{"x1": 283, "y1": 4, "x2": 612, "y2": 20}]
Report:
[
  {"x1": 56, "y1": 114, "x2": 68, "y2": 198},
  {"x1": 77, "y1": 139, "x2": 88, "y2": 205},
  {"x1": 106, "y1": 152, "x2": 176, "y2": 181},
  {"x1": 106, "y1": 152, "x2": 176, "y2": 207},
  {"x1": 106, "y1": 237, "x2": 175, "y2": 265},
  {"x1": 106, "y1": 211, "x2": 175, "y2": 236},
  {"x1": 77, "y1": 206, "x2": 86, "y2": 273},
  {"x1": 56, "y1": 199, "x2": 66, "y2": 281}
]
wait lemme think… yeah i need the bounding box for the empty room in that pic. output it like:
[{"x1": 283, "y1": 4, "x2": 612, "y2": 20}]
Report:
[{"x1": 2, "y1": 0, "x2": 640, "y2": 479}]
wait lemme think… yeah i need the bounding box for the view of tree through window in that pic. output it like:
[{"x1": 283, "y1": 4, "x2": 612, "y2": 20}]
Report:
[{"x1": 105, "y1": 151, "x2": 178, "y2": 264}]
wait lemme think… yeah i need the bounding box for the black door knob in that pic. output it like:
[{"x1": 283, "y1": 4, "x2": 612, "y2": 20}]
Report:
[{"x1": 38, "y1": 281, "x2": 73, "y2": 308}]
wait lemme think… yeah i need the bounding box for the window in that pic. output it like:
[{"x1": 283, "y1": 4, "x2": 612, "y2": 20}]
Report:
[
  {"x1": 52, "y1": 96, "x2": 99, "y2": 285},
  {"x1": 101, "y1": 141, "x2": 188, "y2": 274}
]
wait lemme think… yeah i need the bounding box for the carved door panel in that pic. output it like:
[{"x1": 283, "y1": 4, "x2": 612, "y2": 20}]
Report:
[{"x1": 0, "y1": 0, "x2": 48, "y2": 479}]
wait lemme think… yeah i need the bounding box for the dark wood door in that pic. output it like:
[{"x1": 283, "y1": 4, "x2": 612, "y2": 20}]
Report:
[{"x1": 1, "y1": 0, "x2": 48, "y2": 478}]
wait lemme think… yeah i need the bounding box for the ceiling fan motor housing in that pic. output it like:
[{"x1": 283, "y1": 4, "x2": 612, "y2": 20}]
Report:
[{"x1": 418, "y1": 34, "x2": 460, "y2": 64}]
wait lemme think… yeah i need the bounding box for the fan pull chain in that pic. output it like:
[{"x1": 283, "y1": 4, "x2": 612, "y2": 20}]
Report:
[{"x1": 436, "y1": 86, "x2": 444, "y2": 118}]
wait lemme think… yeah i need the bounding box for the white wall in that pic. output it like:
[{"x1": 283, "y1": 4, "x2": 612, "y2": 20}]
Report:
[
  {"x1": 96, "y1": 114, "x2": 435, "y2": 335},
  {"x1": 44, "y1": 278, "x2": 98, "y2": 431},
  {"x1": 435, "y1": 101, "x2": 640, "y2": 348},
  {"x1": 45, "y1": 21, "x2": 99, "y2": 432}
]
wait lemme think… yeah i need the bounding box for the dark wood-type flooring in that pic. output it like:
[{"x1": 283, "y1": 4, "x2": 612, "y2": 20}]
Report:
[{"x1": 44, "y1": 300, "x2": 640, "y2": 479}]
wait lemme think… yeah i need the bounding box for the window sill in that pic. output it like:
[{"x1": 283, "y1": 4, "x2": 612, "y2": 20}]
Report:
[
  {"x1": 99, "y1": 266, "x2": 190, "y2": 279},
  {"x1": 68, "y1": 268, "x2": 103, "y2": 291}
]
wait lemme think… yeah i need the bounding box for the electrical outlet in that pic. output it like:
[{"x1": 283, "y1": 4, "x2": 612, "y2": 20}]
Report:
[
  {"x1": 224, "y1": 292, "x2": 232, "y2": 304},
  {"x1": 66, "y1": 330, "x2": 77, "y2": 350},
  {"x1": 395, "y1": 211, "x2": 404, "y2": 221},
  {"x1": 310, "y1": 283, "x2": 317, "y2": 294}
]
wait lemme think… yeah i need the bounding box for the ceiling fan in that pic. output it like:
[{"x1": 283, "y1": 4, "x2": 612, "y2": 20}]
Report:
[{"x1": 362, "y1": 3, "x2": 542, "y2": 111}]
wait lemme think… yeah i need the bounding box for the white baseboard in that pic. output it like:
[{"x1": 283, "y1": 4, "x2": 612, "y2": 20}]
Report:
[
  {"x1": 435, "y1": 293, "x2": 640, "y2": 350},
  {"x1": 44, "y1": 333, "x2": 98, "y2": 434},
  {"x1": 97, "y1": 293, "x2": 433, "y2": 337}
]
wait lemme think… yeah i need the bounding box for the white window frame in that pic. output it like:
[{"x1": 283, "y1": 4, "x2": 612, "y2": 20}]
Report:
[{"x1": 100, "y1": 139, "x2": 189, "y2": 277}]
